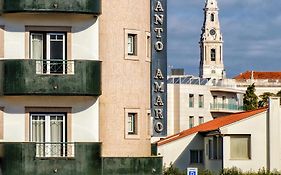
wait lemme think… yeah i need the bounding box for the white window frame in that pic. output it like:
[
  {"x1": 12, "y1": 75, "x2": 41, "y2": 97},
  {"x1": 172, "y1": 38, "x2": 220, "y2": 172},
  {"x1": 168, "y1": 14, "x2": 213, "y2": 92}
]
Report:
[
  {"x1": 127, "y1": 113, "x2": 137, "y2": 135},
  {"x1": 30, "y1": 113, "x2": 67, "y2": 157},
  {"x1": 127, "y1": 34, "x2": 136, "y2": 55},
  {"x1": 124, "y1": 108, "x2": 140, "y2": 139},
  {"x1": 47, "y1": 33, "x2": 66, "y2": 74},
  {"x1": 30, "y1": 32, "x2": 67, "y2": 74},
  {"x1": 124, "y1": 29, "x2": 140, "y2": 60}
]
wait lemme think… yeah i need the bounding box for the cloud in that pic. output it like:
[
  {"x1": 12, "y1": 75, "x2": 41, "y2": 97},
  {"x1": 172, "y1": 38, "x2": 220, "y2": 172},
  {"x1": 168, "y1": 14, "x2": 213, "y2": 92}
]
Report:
[{"x1": 168, "y1": 0, "x2": 281, "y2": 77}]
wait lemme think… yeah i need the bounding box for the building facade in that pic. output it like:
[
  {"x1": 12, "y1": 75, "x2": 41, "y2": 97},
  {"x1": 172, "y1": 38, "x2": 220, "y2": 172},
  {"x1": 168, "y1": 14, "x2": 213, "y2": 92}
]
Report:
[
  {"x1": 99, "y1": 0, "x2": 152, "y2": 158},
  {"x1": 158, "y1": 98, "x2": 281, "y2": 173},
  {"x1": 0, "y1": 1, "x2": 162, "y2": 174},
  {"x1": 167, "y1": 74, "x2": 244, "y2": 136},
  {"x1": 234, "y1": 71, "x2": 281, "y2": 96}
]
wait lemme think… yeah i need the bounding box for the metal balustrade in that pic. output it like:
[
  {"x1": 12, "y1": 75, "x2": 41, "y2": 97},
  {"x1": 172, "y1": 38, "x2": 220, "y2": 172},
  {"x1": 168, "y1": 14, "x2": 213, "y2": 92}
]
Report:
[
  {"x1": 35, "y1": 59, "x2": 74, "y2": 75},
  {"x1": 210, "y1": 103, "x2": 244, "y2": 111},
  {"x1": 35, "y1": 142, "x2": 75, "y2": 158}
]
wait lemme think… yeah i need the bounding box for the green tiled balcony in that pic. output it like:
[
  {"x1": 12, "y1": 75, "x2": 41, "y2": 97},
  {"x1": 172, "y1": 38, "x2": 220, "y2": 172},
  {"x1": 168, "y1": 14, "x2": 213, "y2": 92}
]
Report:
[
  {"x1": 0, "y1": 59, "x2": 101, "y2": 96},
  {"x1": 0, "y1": 0, "x2": 101, "y2": 15}
]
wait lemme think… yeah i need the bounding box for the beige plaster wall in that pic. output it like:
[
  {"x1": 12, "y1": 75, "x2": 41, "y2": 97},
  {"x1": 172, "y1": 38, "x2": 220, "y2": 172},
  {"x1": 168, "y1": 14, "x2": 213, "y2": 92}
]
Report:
[
  {"x1": 0, "y1": 13, "x2": 99, "y2": 60},
  {"x1": 0, "y1": 96, "x2": 99, "y2": 142},
  {"x1": 99, "y1": 0, "x2": 151, "y2": 157}
]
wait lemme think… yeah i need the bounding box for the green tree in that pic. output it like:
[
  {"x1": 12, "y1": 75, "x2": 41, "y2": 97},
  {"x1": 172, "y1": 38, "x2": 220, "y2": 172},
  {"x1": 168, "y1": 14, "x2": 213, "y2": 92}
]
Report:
[
  {"x1": 258, "y1": 92, "x2": 275, "y2": 107},
  {"x1": 243, "y1": 84, "x2": 258, "y2": 111}
]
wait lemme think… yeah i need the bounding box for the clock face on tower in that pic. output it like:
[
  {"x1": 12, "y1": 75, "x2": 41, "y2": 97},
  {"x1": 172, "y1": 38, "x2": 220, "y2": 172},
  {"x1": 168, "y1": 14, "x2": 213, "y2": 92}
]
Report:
[{"x1": 210, "y1": 29, "x2": 216, "y2": 35}]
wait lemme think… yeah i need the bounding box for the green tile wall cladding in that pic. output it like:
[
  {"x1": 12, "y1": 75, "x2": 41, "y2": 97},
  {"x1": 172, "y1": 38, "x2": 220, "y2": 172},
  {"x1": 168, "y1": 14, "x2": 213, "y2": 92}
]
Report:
[
  {"x1": 0, "y1": 143, "x2": 163, "y2": 175},
  {"x1": 0, "y1": 59, "x2": 101, "y2": 96},
  {"x1": 0, "y1": 0, "x2": 101, "y2": 14},
  {"x1": 0, "y1": 143, "x2": 102, "y2": 175},
  {"x1": 102, "y1": 157, "x2": 163, "y2": 175}
]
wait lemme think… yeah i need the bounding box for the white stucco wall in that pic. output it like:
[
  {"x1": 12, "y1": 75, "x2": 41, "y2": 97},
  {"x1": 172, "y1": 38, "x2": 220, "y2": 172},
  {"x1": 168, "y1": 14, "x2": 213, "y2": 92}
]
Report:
[
  {"x1": 0, "y1": 96, "x2": 99, "y2": 142},
  {"x1": 0, "y1": 13, "x2": 99, "y2": 60},
  {"x1": 157, "y1": 134, "x2": 200, "y2": 169},
  {"x1": 167, "y1": 81, "x2": 245, "y2": 137},
  {"x1": 221, "y1": 112, "x2": 267, "y2": 172},
  {"x1": 167, "y1": 83, "x2": 213, "y2": 135}
]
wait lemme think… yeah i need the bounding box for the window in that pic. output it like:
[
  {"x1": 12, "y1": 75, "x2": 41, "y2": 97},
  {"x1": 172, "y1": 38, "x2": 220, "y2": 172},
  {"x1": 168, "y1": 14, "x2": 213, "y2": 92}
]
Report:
[
  {"x1": 211, "y1": 49, "x2": 216, "y2": 61},
  {"x1": 0, "y1": 26, "x2": 4, "y2": 58},
  {"x1": 128, "y1": 34, "x2": 137, "y2": 55},
  {"x1": 25, "y1": 26, "x2": 72, "y2": 74},
  {"x1": 128, "y1": 113, "x2": 137, "y2": 135},
  {"x1": 190, "y1": 150, "x2": 203, "y2": 164},
  {"x1": 230, "y1": 135, "x2": 251, "y2": 159},
  {"x1": 30, "y1": 32, "x2": 67, "y2": 74},
  {"x1": 213, "y1": 96, "x2": 218, "y2": 108},
  {"x1": 199, "y1": 116, "x2": 204, "y2": 125},
  {"x1": 189, "y1": 94, "x2": 194, "y2": 108},
  {"x1": 0, "y1": 107, "x2": 3, "y2": 140},
  {"x1": 211, "y1": 14, "x2": 215, "y2": 22},
  {"x1": 208, "y1": 136, "x2": 222, "y2": 160},
  {"x1": 146, "y1": 32, "x2": 151, "y2": 61},
  {"x1": 222, "y1": 96, "x2": 226, "y2": 109},
  {"x1": 124, "y1": 29, "x2": 140, "y2": 60},
  {"x1": 189, "y1": 116, "x2": 194, "y2": 128},
  {"x1": 125, "y1": 108, "x2": 140, "y2": 139},
  {"x1": 199, "y1": 94, "x2": 204, "y2": 108},
  {"x1": 25, "y1": 107, "x2": 72, "y2": 158},
  {"x1": 147, "y1": 110, "x2": 152, "y2": 138},
  {"x1": 30, "y1": 113, "x2": 71, "y2": 157}
]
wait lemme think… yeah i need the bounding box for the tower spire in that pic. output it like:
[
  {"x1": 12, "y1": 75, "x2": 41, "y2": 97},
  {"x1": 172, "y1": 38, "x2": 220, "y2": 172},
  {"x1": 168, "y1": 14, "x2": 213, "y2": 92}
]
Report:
[{"x1": 199, "y1": 0, "x2": 225, "y2": 79}]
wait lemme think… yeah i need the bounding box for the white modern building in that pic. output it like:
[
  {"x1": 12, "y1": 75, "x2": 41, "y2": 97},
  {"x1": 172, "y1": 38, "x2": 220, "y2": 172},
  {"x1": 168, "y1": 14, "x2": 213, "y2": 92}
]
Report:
[
  {"x1": 158, "y1": 97, "x2": 281, "y2": 173},
  {"x1": 167, "y1": 74, "x2": 244, "y2": 136}
]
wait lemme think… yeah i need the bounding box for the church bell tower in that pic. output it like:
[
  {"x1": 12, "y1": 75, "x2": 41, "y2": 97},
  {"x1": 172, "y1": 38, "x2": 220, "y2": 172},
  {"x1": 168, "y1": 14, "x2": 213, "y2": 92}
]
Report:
[{"x1": 199, "y1": 0, "x2": 225, "y2": 79}]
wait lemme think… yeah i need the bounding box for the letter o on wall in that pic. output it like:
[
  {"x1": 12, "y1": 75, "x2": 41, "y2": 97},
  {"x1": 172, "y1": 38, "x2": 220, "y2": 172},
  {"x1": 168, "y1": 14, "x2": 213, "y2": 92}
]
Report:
[
  {"x1": 154, "y1": 122, "x2": 164, "y2": 133},
  {"x1": 154, "y1": 41, "x2": 164, "y2": 51}
]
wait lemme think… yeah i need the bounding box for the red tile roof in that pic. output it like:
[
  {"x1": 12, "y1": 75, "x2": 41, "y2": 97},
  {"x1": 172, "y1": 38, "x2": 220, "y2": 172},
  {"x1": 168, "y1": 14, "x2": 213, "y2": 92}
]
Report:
[
  {"x1": 234, "y1": 71, "x2": 281, "y2": 80},
  {"x1": 157, "y1": 107, "x2": 267, "y2": 146}
]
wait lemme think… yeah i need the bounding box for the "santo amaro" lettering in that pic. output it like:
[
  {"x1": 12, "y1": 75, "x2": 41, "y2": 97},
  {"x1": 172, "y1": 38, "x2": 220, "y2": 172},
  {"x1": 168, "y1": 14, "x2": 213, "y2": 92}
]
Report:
[{"x1": 151, "y1": 0, "x2": 166, "y2": 136}]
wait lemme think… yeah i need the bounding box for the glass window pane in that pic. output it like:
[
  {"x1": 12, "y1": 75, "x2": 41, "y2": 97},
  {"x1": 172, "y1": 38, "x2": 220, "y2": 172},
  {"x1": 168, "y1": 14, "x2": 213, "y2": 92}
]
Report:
[
  {"x1": 231, "y1": 136, "x2": 250, "y2": 159},
  {"x1": 31, "y1": 34, "x2": 43, "y2": 59},
  {"x1": 189, "y1": 94, "x2": 194, "y2": 107},
  {"x1": 128, "y1": 113, "x2": 137, "y2": 134}
]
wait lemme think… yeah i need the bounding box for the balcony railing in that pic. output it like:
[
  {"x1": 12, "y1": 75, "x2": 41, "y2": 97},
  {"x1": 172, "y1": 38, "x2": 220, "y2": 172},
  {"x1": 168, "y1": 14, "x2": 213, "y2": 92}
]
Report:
[
  {"x1": 35, "y1": 142, "x2": 75, "y2": 158},
  {"x1": 35, "y1": 59, "x2": 74, "y2": 75},
  {"x1": 210, "y1": 103, "x2": 244, "y2": 112}
]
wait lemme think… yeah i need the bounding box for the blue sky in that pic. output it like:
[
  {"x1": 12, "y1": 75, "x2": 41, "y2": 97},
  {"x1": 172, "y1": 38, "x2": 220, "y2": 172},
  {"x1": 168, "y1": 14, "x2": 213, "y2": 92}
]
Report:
[{"x1": 168, "y1": 0, "x2": 281, "y2": 78}]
